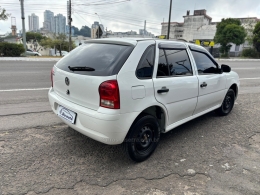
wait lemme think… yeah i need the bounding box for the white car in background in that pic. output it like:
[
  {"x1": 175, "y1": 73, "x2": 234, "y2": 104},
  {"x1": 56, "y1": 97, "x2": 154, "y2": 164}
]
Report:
[
  {"x1": 48, "y1": 38, "x2": 239, "y2": 162},
  {"x1": 24, "y1": 49, "x2": 42, "y2": 56},
  {"x1": 56, "y1": 51, "x2": 68, "y2": 56}
]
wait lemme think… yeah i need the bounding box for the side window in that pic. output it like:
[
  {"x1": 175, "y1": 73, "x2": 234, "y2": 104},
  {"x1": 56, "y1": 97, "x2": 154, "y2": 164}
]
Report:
[
  {"x1": 157, "y1": 49, "x2": 169, "y2": 77},
  {"x1": 165, "y1": 49, "x2": 193, "y2": 76},
  {"x1": 157, "y1": 49, "x2": 193, "y2": 77},
  {"x1": 136, "y1": 45, "x2": 155, "y2": 79},
  {"x1": 191, "y1": 51, "x2": 218, "y2": 74}
]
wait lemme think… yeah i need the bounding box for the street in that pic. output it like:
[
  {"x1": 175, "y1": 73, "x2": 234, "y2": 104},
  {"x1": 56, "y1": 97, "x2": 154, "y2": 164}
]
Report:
[{"x1": 0, "y1": 59, "x2": 260, "y2": 195}]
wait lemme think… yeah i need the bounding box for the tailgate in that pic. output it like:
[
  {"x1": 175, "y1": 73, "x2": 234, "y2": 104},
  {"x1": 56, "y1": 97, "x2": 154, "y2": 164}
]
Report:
[
  {"x1": 53, "y1": 67, "x2": 116, "y2": 110},
  {"x1": 52, "y1": 42, "x2": 134, "y2": 110}
]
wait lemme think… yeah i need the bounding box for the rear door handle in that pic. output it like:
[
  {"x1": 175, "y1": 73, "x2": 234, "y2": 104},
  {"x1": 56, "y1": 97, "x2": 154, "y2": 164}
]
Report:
[
  {"x1": 157, "y1": 87, "x2": 169, "y2": 94},
  {"x1": 200, "y1": 82, "x2": 207, "y2": 88}
]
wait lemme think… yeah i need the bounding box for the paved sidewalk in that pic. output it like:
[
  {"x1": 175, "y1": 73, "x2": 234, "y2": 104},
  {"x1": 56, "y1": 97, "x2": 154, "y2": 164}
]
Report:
[
  {"x1": 0, "y1": 57, "x2": 61, "y2": 61},
  {"x1": 216, "y1": 58, "x2": 260, "y2": 61}
]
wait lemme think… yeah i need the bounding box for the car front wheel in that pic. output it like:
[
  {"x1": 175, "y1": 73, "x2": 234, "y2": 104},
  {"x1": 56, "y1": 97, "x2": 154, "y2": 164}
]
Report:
[
  {"x1": 123, "y1": 114, "x2": 160, "y2": 162},
  {"x1": 216, "y1": 89, "x2": 235, "y2": 116}
]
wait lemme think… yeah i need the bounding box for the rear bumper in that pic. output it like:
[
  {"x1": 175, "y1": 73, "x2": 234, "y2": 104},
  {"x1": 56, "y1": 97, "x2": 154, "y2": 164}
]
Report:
[{"x1": 48, "y1": 88, "x2": 138, "y2": 145}]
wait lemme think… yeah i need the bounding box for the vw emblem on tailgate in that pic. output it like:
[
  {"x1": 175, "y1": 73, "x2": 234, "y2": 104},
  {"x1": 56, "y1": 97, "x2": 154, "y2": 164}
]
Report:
[{"x1": 65, "y1": 77, "x2": 70, "y2": 86}]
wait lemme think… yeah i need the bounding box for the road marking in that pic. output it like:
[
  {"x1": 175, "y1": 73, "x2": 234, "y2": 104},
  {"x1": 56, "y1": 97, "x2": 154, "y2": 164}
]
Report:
[
  {"x1": 240, "y1": 77, "x2": 260, "y2": 80},
  {"x1": 0, "y1": 88, "x2": 50, "y2": 92}
]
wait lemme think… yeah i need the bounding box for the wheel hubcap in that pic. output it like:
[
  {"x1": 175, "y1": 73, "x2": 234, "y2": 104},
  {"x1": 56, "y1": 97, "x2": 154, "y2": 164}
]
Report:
[
  {"x1": 224, "y1": 95, "x2": 232, "y2": 110},
  {"x1": 136, "y1": 125, "x2": 153, "y2": 151}
]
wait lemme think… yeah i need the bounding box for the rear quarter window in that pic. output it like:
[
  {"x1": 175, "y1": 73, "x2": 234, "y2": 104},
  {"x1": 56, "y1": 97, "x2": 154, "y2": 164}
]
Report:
[
  {"x1": 55, "y1": 43, "x2": 134, "y2": 76},
  {"x1": 136, "y1": 45, "x2": 155, "y2": 79}
]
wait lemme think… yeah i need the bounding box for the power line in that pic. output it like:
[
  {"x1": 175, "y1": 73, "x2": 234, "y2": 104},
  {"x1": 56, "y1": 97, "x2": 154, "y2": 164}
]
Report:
[
  {"x1": 74, "y1": 11, "x2": 161, "y2": 31},
  {"x1": 74, "y1": 9, "x2": 161, "y2": 26},
  {"x1": 74, "y1": 12, "x2": 92, "y2": 26},
  {"x1": 2, "y1": 0, "x2": 164, "y2": 34}
]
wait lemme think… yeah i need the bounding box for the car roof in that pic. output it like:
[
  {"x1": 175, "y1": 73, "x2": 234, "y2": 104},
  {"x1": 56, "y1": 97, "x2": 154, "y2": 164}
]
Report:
[
  {"x1": 85, "y1": 38, "x2": 155, "y2": 46},
  {"x1": 84, "y1": 38, "x2": 207, "y2": 52}
]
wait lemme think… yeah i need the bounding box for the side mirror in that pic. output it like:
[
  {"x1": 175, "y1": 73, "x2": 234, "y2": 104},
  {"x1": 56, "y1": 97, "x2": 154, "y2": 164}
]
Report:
[{"x1": 221, "y1": 64, "x2": 231, "y2": 73}]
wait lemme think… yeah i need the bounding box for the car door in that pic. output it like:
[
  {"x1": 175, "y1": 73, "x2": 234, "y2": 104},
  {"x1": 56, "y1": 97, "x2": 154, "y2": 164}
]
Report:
[
  {"x1": 153, "y1": 42, "x2": 198, "y2": 128},
  {"x1": 189, "y1": 46, "x2": 226, "y2": 115}
]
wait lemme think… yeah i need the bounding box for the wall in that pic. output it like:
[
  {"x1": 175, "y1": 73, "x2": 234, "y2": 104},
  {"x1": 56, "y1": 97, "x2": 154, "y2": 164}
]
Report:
[
  {"x1": 193, "y1": 24, "x2": 216, "y2": 40},
  {"x1": 182, "y1": 15, "x2": 210, "y2": 41}
]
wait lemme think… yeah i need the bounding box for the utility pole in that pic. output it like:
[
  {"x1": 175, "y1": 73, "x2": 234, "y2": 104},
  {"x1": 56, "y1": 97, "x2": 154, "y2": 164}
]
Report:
[
  {"x1": 144, "y1": 20, "x2": 146, "y2": 37},
  {"x1": 95, "y1": 13, "x2": 102, "y2": 39},
  {"x1": 167, "y1": 0, "x2": 172, "y2": 40},
  {"x1": 20, "y1": 0, "x2": 26, "y2": 50},
  {"x1": 68, "y1": 0, "x2": 72, "y2": 51},
  {"x1": 97, "y1": 24, "x2": 99, "y2": 39}
]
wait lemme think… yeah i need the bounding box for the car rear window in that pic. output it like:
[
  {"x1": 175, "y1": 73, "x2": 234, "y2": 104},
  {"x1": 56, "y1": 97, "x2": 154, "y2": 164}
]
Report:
[{"x1": 55, "y1": 43, "x2": 134, "y2": 76}]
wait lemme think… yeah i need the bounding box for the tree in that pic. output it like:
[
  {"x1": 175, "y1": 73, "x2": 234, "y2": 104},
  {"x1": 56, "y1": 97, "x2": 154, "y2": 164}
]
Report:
[
  {"x1": 79, "y1": 26, "x2": 91, "y2": 37},
  {"x1": 253, "y1": 22, "x2": 260, "y2": 52},
  {"x1": 26, "y1": 32, "x2": 46, "y2": 52},
  {"x1": 0, "y1": 7, "x2": 10, "y2": 20},
  {"x1": 55, "y1": 34, "x2": 67, "y2": 56},
  {"x1": 40, "y1": 34, "x2": 76, "y2": 56},
  {"x1": 26, "y1": 32, "x2": 45, "y2": 42},
  {"x1": 72, "y1": 25, "x2": 91, "y2": 37},
  {"x1": 72, "y1": 26, "x2": 79, "y2": 35},
  {"x1": 214, "y1": 18, "x2": 247, "y2": 57},
  {"x1": 40, "y1": 37, "x2": 55, "y2": 50}
]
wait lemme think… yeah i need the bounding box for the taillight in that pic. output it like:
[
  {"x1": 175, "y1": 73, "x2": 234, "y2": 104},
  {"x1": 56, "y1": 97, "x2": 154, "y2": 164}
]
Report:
[
  {"x1": 99, "y1": 80, "x2": 120, "y2": 109},
  {"x1": 51, "y1": 67, "x2": 54, "y2": 87}
]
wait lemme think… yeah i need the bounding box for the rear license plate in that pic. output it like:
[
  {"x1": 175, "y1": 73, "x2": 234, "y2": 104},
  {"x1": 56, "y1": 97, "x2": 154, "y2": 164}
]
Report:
[{"x1": 57, "y1": 105, "x2": 77, "y2": 124}]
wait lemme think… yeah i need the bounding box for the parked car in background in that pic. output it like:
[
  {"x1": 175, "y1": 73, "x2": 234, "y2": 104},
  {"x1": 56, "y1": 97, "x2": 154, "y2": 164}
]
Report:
[
  {"x1": 23, "y1": 49, "x2": 42, "y2": 56},
  {"x1": 56, "y1": 51, "x2": 68, "y2": 56},
  {"x1": 48, "y1": 38, "x2": 239, "y2": 162}
]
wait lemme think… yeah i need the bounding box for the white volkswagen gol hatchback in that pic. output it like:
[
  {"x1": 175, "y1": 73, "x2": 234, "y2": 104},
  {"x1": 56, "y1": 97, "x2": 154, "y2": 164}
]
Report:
[{"x1": 48, "y1": 38, "x2": 239, "y2": 162}]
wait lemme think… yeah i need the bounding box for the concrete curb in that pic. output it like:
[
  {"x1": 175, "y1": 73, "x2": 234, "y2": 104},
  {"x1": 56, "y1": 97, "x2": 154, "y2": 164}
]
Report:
[
  {"x1": 0, "y1": 57, "x2": 61, "y2": 61},
  {"x1": 215, "y1": 59, "x2": 260, "y2": 61}
]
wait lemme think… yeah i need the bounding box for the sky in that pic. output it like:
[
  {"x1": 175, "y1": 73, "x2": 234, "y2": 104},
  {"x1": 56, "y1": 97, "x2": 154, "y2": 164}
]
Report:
[{"x1": 1, "y1": 0, "x2": 260, "y2": 36}]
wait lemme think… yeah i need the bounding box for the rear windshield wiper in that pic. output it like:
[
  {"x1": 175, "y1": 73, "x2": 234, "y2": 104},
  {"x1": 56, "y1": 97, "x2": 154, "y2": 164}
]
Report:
[{"x1": 68, "y1": 66, "x2": 95, "y2": 71}]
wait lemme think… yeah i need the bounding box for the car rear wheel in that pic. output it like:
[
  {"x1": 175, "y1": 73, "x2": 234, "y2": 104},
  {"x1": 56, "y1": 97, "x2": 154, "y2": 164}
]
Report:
[
  {"x1": 34, "y1": 54, "x2": 38, "y2": 56},
  {"x1": 123, "y1": 114, "x2": 160, "y2": 162},
  {"x1": 216, "y1": 89, "x2": 235, "y2": 116}
]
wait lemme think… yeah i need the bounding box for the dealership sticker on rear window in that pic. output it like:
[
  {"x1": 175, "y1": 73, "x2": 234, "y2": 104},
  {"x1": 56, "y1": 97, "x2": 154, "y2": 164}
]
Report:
[{"x1": 57, "y1": 105, "x2": 77, "y2": 124}]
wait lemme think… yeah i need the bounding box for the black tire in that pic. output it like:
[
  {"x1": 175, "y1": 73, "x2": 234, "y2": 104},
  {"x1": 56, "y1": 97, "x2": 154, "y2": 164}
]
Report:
[
  {"x1": 123, "y1": 115, "x2": 160, "y2": 162},
  {"x1": 34, "y1": 54, "x2": 38, "y2": 56},
  {"x1": 216, "y1": 89, "x2": 235, "y2": 116}
]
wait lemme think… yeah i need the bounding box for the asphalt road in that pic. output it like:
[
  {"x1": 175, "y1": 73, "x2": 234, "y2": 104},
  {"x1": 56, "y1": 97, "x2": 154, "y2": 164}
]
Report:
[{"x1": 0, "y1": 60, "x2": 260, "y2": 195}]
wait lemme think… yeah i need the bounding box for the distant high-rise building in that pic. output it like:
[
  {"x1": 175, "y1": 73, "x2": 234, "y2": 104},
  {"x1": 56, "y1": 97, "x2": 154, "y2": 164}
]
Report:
[
  {"x1": 54, "y1": 14, "x2": 66, "y2": 34},
  {"x1": 11, "y1": 17, "x2": 17, "y2": 36},
  {"x1": 43, "y1": 10, "x2": 55, "y2": 32},
  {"x1": 28, "y1": 13, "x2": 39, "y2": 32},
  {"x1": 91, "y1": 21, "x2": 104, "y2": 38},
  {"x1": 91, "y1": 21, "x2": 99, "y2": 29},
  {"x1": 91, "y1": 21, "x2": 104, "y2": 32}
]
